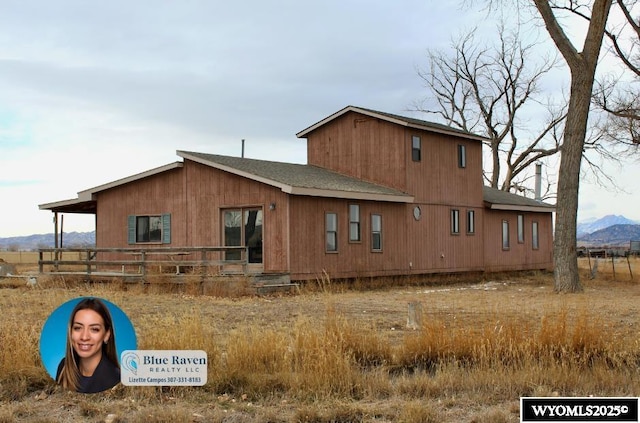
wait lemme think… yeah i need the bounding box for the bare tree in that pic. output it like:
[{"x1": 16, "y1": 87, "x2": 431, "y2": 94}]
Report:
[
  {"x1": 593, "y1": 0, "x2": 640, "y2": 147},
  {"x1": 414, "y1": 24, "x2": 565, "y2": 199},
  {"x1": 533, "y1": 0, "x2": 613, "y2": 292}
]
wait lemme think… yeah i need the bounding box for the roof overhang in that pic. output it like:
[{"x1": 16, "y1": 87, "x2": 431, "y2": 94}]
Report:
[
  {"x1": 484, "y1": 203, "x2": 556, "y2": 213},
  {"x1": 296, "y1": 105, "x2": 487, "y2": 142},
  {"x1": 38, "y1": 198, "x2": 97, "y2": 214},
  {"x1": 39, "y1": 162, "x2": 183, "y2": 213},
  {"x1": 286, "y1": 187, "x2": 414, "y2": 202}
]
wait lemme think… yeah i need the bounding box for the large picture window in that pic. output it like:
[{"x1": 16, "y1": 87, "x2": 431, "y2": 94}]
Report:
[
  {"x1": 128, "y1": 214, "x2": 171, "y2": 244},
  {"x1": 326, "y1": 212, "x2": 338, "y2": 252}
]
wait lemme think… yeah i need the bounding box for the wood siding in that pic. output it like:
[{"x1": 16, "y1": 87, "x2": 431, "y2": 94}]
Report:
[
  {"x1": 183, "y1": 160, "x2": 289, "y2": 273},
  {"x1": 305, "y1": 110, "x2": 484, "y2": 207},
  {"x1": 88, "y1": 109, "x2": 553, "y2": 281},
  {"x1": 95, "y1": 160, "x2": 290, "y2": 273},
  {"x1": 482, "y1": 210, "x2": 554, "y2": 271},
  {"x1": 306, "y1": 111, "x2": 408, "y2": 191},
  {"x1": 96, "y1": 167, "x2": 187, "y2": 247},
  {"x1": 287, "y1": 198, "x2": 485, "y2": 281}
]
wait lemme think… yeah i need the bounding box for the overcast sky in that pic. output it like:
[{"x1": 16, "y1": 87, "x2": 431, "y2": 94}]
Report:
[{"x1": 1, "y1": 0, "x2": 639, "y2": 238}]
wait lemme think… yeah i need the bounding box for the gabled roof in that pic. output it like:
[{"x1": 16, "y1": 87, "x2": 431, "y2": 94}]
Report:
[
  {"x1": 483, "y1": 186, "x2": 555, "y2": 213},
  {"x1": 178, "y1": 151, "x2": 414, "y2": 203},
  {"x1": 39, "y1": 162, "x2": 184, "y2": 213},
  {"x1": 296, "y1": 105, "x2": 487, "y2": 142}
]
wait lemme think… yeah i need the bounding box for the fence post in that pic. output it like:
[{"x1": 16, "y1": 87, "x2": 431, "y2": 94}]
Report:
[
  {"x1": 612, "y1": 256, "x2": 616, "y2": 281},
  {"x1": 141, "y1": 251, "x2": 146, "y2": 278},
  {"x1": 200, "y1": 249, "x2": 207, "y2": 284},
  {"x1": 407, "y1": 301, "x2": 423, "y2": 330}
]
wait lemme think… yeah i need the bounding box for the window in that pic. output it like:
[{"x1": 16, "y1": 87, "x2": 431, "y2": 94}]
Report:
[
  {"x1": 451, "y1": 209, "x2": 460, "y2": 234},
  {"x1": 349, "y1": 204, "x2": 361, "y2": 242},
  {"x1": 222, "y1": 208, "x2": 263, "y2": 263},
  {"x1": 466, "y1": 210, "x2": 475, "y2": 234},
  {"x1": 532, "y1": 221, "x2": 539, "y2": 250},
  {"x1": 412, "y1": 135, "x2": 421, "y2": 162},
  {"x1": 128, "y1": 214, "x2": 171, "y2": 244},
  {"x1": 502, "y1": 220, "x2": 510, "y2": 250},
  {"x1": 458, "y1": 144, "x2": 466, "y2": 168},
  {"x1": 326, "y1": 213, "x2": 338, "y2": 252},
  {"x1": 371, "y1": 214, "x2": 382, "y2": 251},
  {"x1": 517, "y1": 215, "x2": 525, "y2": 243}
]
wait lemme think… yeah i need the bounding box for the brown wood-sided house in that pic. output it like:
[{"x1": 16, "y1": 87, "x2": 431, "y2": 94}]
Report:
[{"x1": 40, "y1": 106, "x2": 555, "y2": 281}]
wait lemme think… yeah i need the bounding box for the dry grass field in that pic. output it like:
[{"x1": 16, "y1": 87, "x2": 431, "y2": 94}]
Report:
[{"x1": 0, "y1": 257, "x2": 639, "y2": 422}]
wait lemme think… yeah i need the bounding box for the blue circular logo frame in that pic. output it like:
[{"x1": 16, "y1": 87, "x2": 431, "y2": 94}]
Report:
[{"x1": 40, "y1": 297, "x2": 137, "y2": 379}]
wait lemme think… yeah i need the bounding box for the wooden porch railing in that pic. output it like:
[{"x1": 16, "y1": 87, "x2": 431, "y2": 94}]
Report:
[{"x1": 38, "y1": 246, "x2": 249, "y2": 277}]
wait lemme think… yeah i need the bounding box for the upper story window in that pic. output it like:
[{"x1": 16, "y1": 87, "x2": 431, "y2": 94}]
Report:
[
  {"x1": 412, "y1": 135, "x2": 421, "y2": 162},
  {"x1": 349, "y1": 204, "x2": 361, "y2": 242},
  {"x1": 326, "y1": 212, "x2": 338, "y2": 252},
  {"x1": 458, "y1": 144, "x2": 466, "y2": 168},
  {"x1": 371, "y1": 214, "x2": 382, "y2": 252},
  {"x1": 128, "y1": 214, "x2": 171, "y2": 244},
  {"x1": 517, "y1": 214, "x2": 525, "y2": 243},
  {"x1": 451, "y1": 209, "x2": 460, "y2": 235}
]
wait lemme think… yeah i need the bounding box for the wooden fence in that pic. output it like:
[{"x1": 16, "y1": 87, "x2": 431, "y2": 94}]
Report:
[{"x1": 37, "y1": 246, "x2": 249, "y2": 278}]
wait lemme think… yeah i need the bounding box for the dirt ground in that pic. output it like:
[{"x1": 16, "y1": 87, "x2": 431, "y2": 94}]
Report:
[{"x1": 1, "y1": 262, "x2": 640, "y2": 422}]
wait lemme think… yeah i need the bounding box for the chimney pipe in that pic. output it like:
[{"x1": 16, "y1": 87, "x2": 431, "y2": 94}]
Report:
[
  {"x1": 241, "y1": 139, "x2": 245, "y2": 158},
  {"x1": 534, "y1": 162, "x2": 542, "y2": 201}
]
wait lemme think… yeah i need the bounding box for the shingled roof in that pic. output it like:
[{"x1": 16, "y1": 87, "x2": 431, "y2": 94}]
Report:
[
  {"x1": 178, "y1": 151, "x2": 414, "y2": 203},
  {"x1": 296, "y1": 105, "x2": 487, "y2": 142},
  {"x1": 483, "y1": 186, "x2": 555, "y2": 213}
]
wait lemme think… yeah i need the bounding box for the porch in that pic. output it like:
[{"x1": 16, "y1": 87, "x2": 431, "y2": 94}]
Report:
[{"x1": 36, "y1": 247, "x2": 295, "y2": 293}]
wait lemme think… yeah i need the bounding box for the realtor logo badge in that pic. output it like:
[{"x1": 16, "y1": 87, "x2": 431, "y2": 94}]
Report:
[{"x1": 121, "y1": 350, "x2": 207, "y2": 386}]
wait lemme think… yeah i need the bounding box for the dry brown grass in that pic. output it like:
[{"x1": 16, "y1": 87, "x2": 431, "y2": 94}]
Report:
[{"x1": 0, "y1": 259, "x2": 639, "y2": 422}]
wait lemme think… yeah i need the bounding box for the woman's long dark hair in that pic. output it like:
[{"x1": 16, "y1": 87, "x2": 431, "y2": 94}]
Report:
[{"x1": 57, "y1": 298, "x2": 119, "y2": 391}]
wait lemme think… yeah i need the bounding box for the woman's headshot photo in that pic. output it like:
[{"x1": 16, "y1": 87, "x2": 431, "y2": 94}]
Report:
[{"x1": 40, "y1": 297, "x2": 137, "y2": 394}]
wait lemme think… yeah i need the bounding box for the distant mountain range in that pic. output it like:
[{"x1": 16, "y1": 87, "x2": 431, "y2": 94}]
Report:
[
  {"x1": 577, "y1": 215, "x2": 640, "y2": 247},
  {"x1": 1, "y1": 214, "x2": 638, "y2": 251},
  {"x1": 0, "y1": 231, "x2": 95, "y2": 251},
  {"x1": 576, "y1": 214, "x2": 639, "y2": 237}
]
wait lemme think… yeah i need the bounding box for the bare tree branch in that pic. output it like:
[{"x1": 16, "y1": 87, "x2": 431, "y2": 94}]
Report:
[{"x1": 413, "y1": 21, "x2": 563, "y2": 195}]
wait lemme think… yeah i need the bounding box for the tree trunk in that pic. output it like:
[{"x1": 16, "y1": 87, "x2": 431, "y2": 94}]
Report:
[
  {"x1": 532, "y1": 0, "x2": 613, "y2": 293},
  {"x1": 554, "y1": 71, "x2": 594, "y2": 292}
]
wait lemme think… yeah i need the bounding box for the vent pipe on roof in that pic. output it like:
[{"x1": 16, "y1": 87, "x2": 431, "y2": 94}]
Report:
[
  {"x1": 534, "y1": 162, "x2": 542, "y2": 201},
  {"x1": 241, "y1": 139, "x2": 245, "y2": 158}
]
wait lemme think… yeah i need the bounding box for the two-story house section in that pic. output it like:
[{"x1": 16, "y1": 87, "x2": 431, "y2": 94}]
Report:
[{"x1": 40, "y1": 105, "x2": 554, "y2": 281}]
